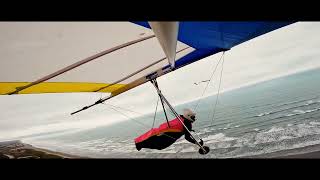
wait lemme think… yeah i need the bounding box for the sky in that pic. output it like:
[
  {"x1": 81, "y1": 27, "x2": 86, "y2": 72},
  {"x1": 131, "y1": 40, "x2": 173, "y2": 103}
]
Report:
[{"x1": 0, "y1": 22, "x2": 320, "y2": 141}]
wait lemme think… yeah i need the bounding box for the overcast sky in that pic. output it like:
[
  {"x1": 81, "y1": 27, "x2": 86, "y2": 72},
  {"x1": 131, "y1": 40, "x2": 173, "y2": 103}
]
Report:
[{"x1": 1, "y1": 22, "x2": 320, "y2": 141}]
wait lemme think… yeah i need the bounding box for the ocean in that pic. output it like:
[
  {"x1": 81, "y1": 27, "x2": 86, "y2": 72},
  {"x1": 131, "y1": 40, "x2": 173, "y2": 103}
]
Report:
[{"x1": 22, "y1": 67, "x2": 320, "y2": 158}]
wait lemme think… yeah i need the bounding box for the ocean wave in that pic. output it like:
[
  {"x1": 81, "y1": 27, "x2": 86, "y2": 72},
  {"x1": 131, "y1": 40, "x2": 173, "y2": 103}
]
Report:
[
  {"x1": 254, "y1": 107, "x2": 320, "y2": 120},
  {"x1": 309, "y1": 121, "x2": 320, "y2": 126},
  {"x1": 266, "y1": 126, "x2": 285, "y2": 133},
  {"x1": 253, "y1": 100, "x2": 320, "y2": 118},
  {"x1": 274, "y1": 97, "x2": 318, "y2": 108},
  {"x1": 203, "y1": 133, "x2": 238, "y2": 144},
  {"x1": 287, "y1": 108, "x2": 320, "y2": 117},
  {"x1": 255, "y1": 111, "x2": 273, "y2": 117},
  {"x1": 305, "y1": 100, "x2": 316, "y2": 106},
  {"x1": 286, "y1": 113, "x2": 296, "y2": 117},
  {"x1": 179, "y1": 146, "x2": 198, "y2": 153},
  {"x1": 292, "y1": 110, "x2": 306, "y2": 114}
]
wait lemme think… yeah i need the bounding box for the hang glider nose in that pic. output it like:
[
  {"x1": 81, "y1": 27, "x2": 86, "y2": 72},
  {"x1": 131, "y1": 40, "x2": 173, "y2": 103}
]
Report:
[{"x1": 148, "y1": 22, "x2": 179, "y2": 69}]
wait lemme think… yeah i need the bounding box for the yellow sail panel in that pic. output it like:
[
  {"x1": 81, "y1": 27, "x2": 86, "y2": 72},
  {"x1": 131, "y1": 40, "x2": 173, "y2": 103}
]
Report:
[{"x1": 0, "y1": 82, "x2": 126, "y2": 95}]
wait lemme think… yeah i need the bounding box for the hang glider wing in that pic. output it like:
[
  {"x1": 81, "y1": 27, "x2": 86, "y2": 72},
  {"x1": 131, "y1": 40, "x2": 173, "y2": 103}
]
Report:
[{"x1": 0, "y1": 21, "x2": 295, "y2": 97}]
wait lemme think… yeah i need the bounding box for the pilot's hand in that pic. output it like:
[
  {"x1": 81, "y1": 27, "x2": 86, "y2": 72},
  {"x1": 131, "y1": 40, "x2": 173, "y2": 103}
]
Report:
[{"x1": 199, "y1": 139, "x2": 204, "y2": 146}]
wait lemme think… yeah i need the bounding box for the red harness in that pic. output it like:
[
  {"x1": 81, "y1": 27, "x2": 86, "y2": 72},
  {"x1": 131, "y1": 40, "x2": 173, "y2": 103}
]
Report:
[{"x1": 134, "y1": 117, "x2": 185, "y2": 144}]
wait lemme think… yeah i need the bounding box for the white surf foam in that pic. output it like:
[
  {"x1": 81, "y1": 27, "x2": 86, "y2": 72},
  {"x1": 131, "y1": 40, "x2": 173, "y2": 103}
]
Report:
[
  {"x1": 266, "y1": 126, "x2": 285, "y2": 133},
  {"x1": 310, "y1": 121, "x2": 320, "y2": 126},
  {"x1": 203, "y1": 133, "x2": 238, "y2": 144}
]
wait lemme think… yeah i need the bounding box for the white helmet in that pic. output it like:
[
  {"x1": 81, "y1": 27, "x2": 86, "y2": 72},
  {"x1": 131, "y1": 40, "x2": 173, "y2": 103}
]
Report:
[{"x1": 183, "y1": 108, "x2": 196, "y2": 122}]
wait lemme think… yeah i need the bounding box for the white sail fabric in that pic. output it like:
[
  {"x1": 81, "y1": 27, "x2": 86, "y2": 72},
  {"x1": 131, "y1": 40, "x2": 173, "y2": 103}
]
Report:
[{"x1": 0, "y1": 22, "x2": 193, "y2": 95}]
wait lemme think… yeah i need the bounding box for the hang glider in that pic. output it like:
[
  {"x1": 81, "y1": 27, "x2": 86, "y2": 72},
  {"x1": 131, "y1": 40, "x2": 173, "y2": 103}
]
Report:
[
  {"x1": 0, "y1": 21, "x2": 294, "y2": 97},
  {"x1": 0, "y1": 21, "x2": 296, "y2": 154}
]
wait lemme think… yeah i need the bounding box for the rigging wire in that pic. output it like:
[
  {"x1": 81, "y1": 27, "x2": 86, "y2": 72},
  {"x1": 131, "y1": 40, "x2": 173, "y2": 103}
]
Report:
[
  {"x1": 193, "y1": 52, "x2": 225, "y2": 114},
  {"x1": 152, "y1": 96, "x2": 160, "y2": 128},
  {"x1": 103, "y1": 103, "x2": 150, "y2": 128},
  {"x1": 102, "y1": 103, "x2": 178, "y2": 141},
  {"x1": 210, "y1": 52, "x2": 225, "y2": 126}
]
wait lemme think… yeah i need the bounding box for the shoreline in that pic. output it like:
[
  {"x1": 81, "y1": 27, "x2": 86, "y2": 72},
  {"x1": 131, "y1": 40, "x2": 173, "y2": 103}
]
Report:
[
  {"x1": 2, "y1": 140, "x2": 320, "y2": 159},
  {"x1": 243, "y1": 143, "x2": 320, "y2": 159}
]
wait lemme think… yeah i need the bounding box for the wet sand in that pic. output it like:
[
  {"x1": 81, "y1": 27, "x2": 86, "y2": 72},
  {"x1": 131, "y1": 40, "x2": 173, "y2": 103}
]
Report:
[{"x1": 244, "y1": 144, "x2": 320, "y2": 159}]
